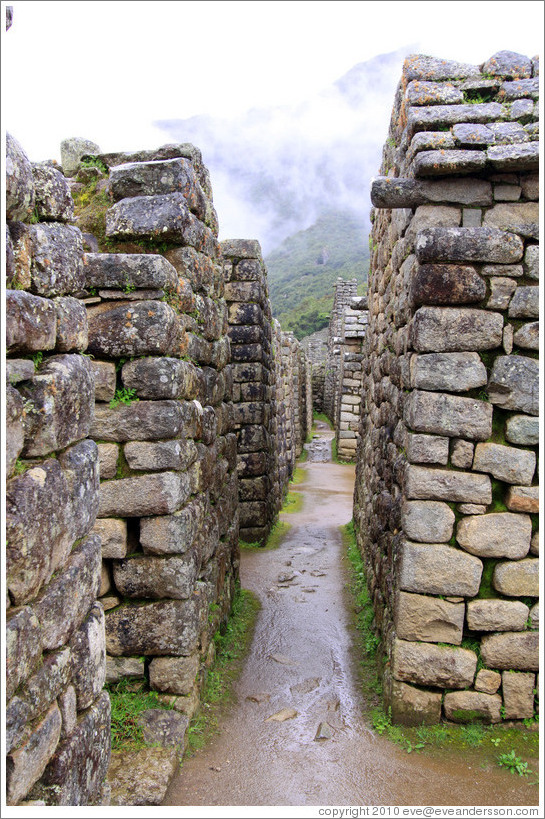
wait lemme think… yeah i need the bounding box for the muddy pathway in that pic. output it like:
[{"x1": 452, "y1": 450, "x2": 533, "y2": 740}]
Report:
[{"x1": 163, "y1": 423, "x2": 538, "y2": 807}]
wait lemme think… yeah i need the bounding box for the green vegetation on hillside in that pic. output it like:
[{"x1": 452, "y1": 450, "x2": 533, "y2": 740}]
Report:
[{"x1": 265, "y1": 210, "x2": 369, "y2": 339}]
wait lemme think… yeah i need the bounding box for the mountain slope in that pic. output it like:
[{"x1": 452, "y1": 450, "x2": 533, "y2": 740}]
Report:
[{"x1": 265, "y1": 210, "x2": 369, "y2": 339}]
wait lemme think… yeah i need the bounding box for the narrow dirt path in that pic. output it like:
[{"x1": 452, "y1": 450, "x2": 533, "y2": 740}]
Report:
[{"x1": 163, "y1": 423, "x2": 538, "y2": 807}]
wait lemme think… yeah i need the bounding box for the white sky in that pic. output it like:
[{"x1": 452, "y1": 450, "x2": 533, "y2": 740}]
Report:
[{"x1": 2, "y1": 0, "x2": 543, "y2": 162}]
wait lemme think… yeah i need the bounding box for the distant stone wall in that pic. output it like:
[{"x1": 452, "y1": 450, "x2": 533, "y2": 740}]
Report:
[
  {"x1": 354, "y1": 51, "x2": 539, "y2": 725},
  {"x1": 335, "y1": 296, "x2": 368, "y2": 460},
  {"x1": 323, "y1": 279, "x2": 358, "y2": 424},
  {"x1": 85, "y1": 147, "x2": 239, "y2": 729},
  {"x1": 6, "y1": 134, "x2": 110, "y2": 806},
  {"x1": 301, "y1": 328, "x2": 328, "y2": 413}
]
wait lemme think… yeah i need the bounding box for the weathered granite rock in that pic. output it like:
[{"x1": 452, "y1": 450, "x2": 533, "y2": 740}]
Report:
[
  {"x1": 105, "y1": 595, "x2": 205, "y2": 656},
  {"x1": 457, "y1": 513, "x2": 531, "y2": 559},
  {"x1": 505, "y1": 486, "x2": 539, "y2": 514},
  {"x1": 473, "y1": 443, "x2": 535, "y2": 485},
  {"x1": 486, "y1": 277, "x2": 518, "y2": 309},
  {"x1": 481, "y1": 631, "x2": 539, "y2": 670},
  {"x1": 406, "y1": 80, "x2": 464, "y2": 105},
  {"x1": 415, "y1": 227, "x2": 523, "y2": 264},
  {"x1": 32, "y1": 164, "x2": 74, "y2": 222},
  {"x1": 34, "y1": 534, "x2": 102, "y2": 650},
  {"x1": 392, "y1": 639, "x2": 477, "y2": 688},
  {"x1": 6, "y1": 703, "x2": 62, "y2": 805},
  {"x1": 487, "y1": 356, "x2": 539, "y2": 415},
  {"x1": 399, "y1": 540, "x2": 482, "y2": 597},
  {"x1": 91, "y1": 361, "x2": 117, "y2": 403},
  {"x1": 60, "y1": 137, "x2": 101, "y2": 177},
  {"x1": 6, "y1": 385, "x2": 25, "y2": 474},
  {"x1": 410, "y1": 264, "x2": 485, "y2": 305},
  {"x1": 502, "y1": 671, "x2": 536, "y2": 719},
  {"x1": 466, "y1": 599, "x2": 529, "y2": 632},
  {"x1": 98, "y1": 472, "x2": 191, "y2": 518},
  {"x1": 20, "y1": 355, "x2": 94, "y2": 457},
  {"x1": 474, "y1": 669, "x2": 501, "y2": 694},
  {"x1": 414, "y1": 150, "x2": 486, "y2": 177},
  {"x1": 18, "y1": 648, "x2": 71, "y2": 721},
  {"x1": 124, "y1": 440, "x2": 197, "y2": 472},
  {"x1": 54, "y1": 296, "x2": 88, "y2": 352},
  {"x1": 6, "y1": 290, "x2": 57, "y2": 354},
  {"x1": 529, "y1": 602, "x2": 539, "y2": 629},
  {"x1": 406, "y1": 433, "x2": 449, "y2": 465},
  {"x1": 513, "y1": 322, "x2": 539, "y2": 350},
  {"x1": 412, "y1": 307, "x2": 503, "y2": 352},
  {"x1": 58, "y1": 439, "x2": 100, "y2": 541},
  {"x1": 107, "y1": 748, "x2": 178, "y2": 806},
  {"x1": 113, "y1": 553, "x2": 199, "y2": 600},
  {"x1": 6, "y1": 132, "x2": 35, "y2": 221},
  {"x1": 451, "y1": 439, "x2": 474, "y2": 469},
  {"x1": 508, "y1": 286, "x2": 539, "y2": 319},
  {"x1": 388, "y1": 680, "x2": 442, "y2": 726},
  {"x1": 69, "y1": 605, "x2": 106, "y2": 709},
  {"x1": 401, "y1": 500, "x2": 455, "y2": 543},
  {"x1": 28, "y1": 224, "x2": 84, "y2": 297},
  {"x1": 371, "y1": 176, "x2": 492, "y2": 209},
  {"x1": 109, "y1": 158, "x2": 207, "y2": 219},
  {"x1": 396, "y1": 592, "x2": 464, "y2": 643},
  {"x1": 96, "y1": 443, "x2": 118, "y2": 480},
  {"x1": 482, "y1": 51, "x2": 533, "y2": 79},
  {"x1": 403, "y1": 55, "x2": 479, "y2": 81},
  {"x1": 452, "y1": 123, "x2": 495, "y2": 146},
  {"x1": 408, "y1": 103, "x2": 503, "y2": 135},
  {"x1": 139, "y1": 498, "x2": 206, "y2": 555},
  {"x1": 493, "y1": 558, "x2": 539, "y2": 597},
  {"x1": 84, "y1": 253, "x2": 178, "y2": 291},
  {"x1": 6, "y1": 697, "x2": 32, "y2": 755},
  {"x1": 524, "y1": 245, "x2": 539, "y2": 280},
  {"x1": 443, "y1": 691, "x2": 502, "y2": 723},
  {"x1": 6, "y1": 607, "x2": 43, "y2": 701},
  {"x1": 487, "y1": 142, "x2": 539, "y2": 171},
  {"x1": 405, "y1": 465, "x2": 492, "y2": 504},
  {"x1": 37, "y1": 692, "x2": 111, "y2": 805},
  {"x1": 137, "y1": 709, "x2": 189, "y2": 749},
  {"x1": 106, "y1": 657, "x2": 146, "y2": 683},
  {"x1": 90, "y1": 401, "x2": 185, "y2": 442},
  {"x1": 121, "y1": 357, "x2": 201, "y2": 400},
  {"x1": 87, "y1": 301, "x2": 182, "y2": 359},
  {"x1": 484, "y1": 203, "x2": 539, "y2": 239},
  {"x1": 148, "y1": 655, "x2": 199, "y2": 695},
  {"x1": 404, "y1": 390, "x2": 492, "y2": 440}
]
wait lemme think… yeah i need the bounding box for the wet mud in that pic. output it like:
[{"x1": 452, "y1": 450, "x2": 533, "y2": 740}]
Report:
[{"x1": 163, "y1": 424, "x2": 538, "y2": 807}]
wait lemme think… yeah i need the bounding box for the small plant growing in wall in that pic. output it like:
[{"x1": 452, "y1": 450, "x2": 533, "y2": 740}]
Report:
[{"x1": 109, "y1": 388, "x2": 139, "y2": 409}]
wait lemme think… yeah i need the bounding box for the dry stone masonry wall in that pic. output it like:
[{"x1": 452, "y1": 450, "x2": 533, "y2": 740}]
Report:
[
  {"x1": 6, "y1": 134, "x2": 110, "y2": 806},
  {"x1": 335, "y1": 295, "x2": 368, "y2": 461},
  {"x1": 354, "y1": 51, "x2": 539, "y2": 726}
]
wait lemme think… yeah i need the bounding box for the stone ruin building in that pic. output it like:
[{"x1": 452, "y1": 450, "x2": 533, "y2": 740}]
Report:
[{"x1": 4, "y1": 47, "x2": 540, "y2": 805}]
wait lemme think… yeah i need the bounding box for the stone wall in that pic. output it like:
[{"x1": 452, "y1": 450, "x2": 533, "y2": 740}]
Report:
[
  {"x1": 84, "y1": 147, "x2": 240, "y2": 726},
  {"x1": 6, "y1": 134, "x2": 110, "y2": 806},
  {"x1": 323, "y1": 278, "x2": 358, "y2": 424},
  {"x1": 335, "y1": 296, "x2": 368, "y2": 461},
  {"x1": 354, "y1": 51, "x2": 539, "y2": 725},
  {"x1": 301, "y1": 327, "x2": 328, "y2": 413}
]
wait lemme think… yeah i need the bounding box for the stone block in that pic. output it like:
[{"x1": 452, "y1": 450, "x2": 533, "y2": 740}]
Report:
[
  {"x1": 443, "y1": 691, "x2": 502, "y2": 723},
  {"x1": 529, "y1": 603, "x2": 538, "y2": 629},
  {"x1": 487, "y1": 142, "x2": 539, "y2": 171},
  {"x1": 32, "y1": 164, "x2": 74, "y2": 222},
  {"x1": 452, "y1": 123, "x2": 495, "y2": 146},
  {"x1": 406, "y1": 465, "x2": 492, "y2": 504},
  {"x1": 148, "y1": 655, "x2": 199, "y2": 695},
  {"x1": 6, "y1": 132, "x2": 35, "y2": 221},
  {"x1": 113, "y1": 552, "x2": 199, "y2": 600},
  {"x1": 414, "y1": 149, "x2": 486, "y2": 177},
  {"x1": 124, "y1": 439, "x2": 197, "y2": 472},
  {"x1": 6, "y1": 607, "x2": 43, "y2": 702},
  {"x1": 408, "y1": 103, "x2": 503, "y2": 135},
  {"x1": 473, "y1": 443, "x2": 535, "y2": 485},
  {"x1": 484, "y1": 203, "x2": 539, "y2": 239},
  {"x1": 221, "y1": 239, "x2": 263, "y2": 261},
  {"x1": 412, "y1": 306, "x2": 503, "y2": 352},
  {"x1": 227, "y1": 302, "x2": 263, "y2": 325},
  {"x1": 94, "y1": 518, "x2": 127, "y2": 559},
  {"x1": 524, "y1": 245, "x2": 539, "y2": 280},
  {"x1": 401, "y1": 500, "x2": 454, "y2": 543},
  {"x1": 481, "y1": 631, "x2": 539, "y2": 671},
  {"x1": 34, "y1": 533, "x2": 102, "y2": 650},
  {"x1": 502, "y1": 671, "x2": 536, "y2": 719},
  {"x1": 139, "y1": 497, "x2": 206, "y2": 555},
  {"x1": 109, "y1": 158, "x2": 206, "y2": 216},
  {"x1": 6, "y1": 358, "x2": 36, "y2": 384},
  {"x1": 396, "y1": 591, "x2": 464, "y2": 644},
  {"x1": 60, "y1": 137, "x2": 101, "y2": 177},
  {"x1": 487, "y1": 356, "x2": 538, "y2": 415},
  {"x1": 406, "y1": 80, "x2": 464, "y2": 105},
  {"x1": 58, "y1": 439, "x2": 101, "y2": 541},
  {"x1": 91, "y1": 361, "x2": 116, "y2": 403},
  {"x1": 19, "y1": 355, "x2": 94, "y2": 457},
  {"x1": 106, "y1": 656, "x2": 146, "y2": 683},
  {"x1": 54, "y1": 297, "x2": 88, "y2": 352},
  {"x1": 107, "y1": 747, "x2": 178, "y2": 806},
  {"x1": 404, "y1": 56, "x2": 480, "y2": 81},
  {"x1": 90, "y1": 400, "x2": 185, "y2": 442},
  {"x1": 84, "y1": 252, "x2": 178, "y2": 291},
  {"x1": 486, "y1": 277, "x2": 518, "y2": 310},
  {"x1": 466, "y1": 599, "x2": 529, "y2": 632},
  {"x1": 505, "y1": 486, "x2": 539, "y2": 514},
  {"x1": 410, "y1": 263, "x2": 485, "y2": 305},
  {"x1": 121, "y1": 357, "x2": 202, "y2": 401},
  {"x1": 28, "y1": 224, "x2": 84, "y2": 297},
  {"x1": 482, "y1": 50, "x2": 532, "y2": 78},
  {"x1": 87, "y1": 301, "x2": 182, "y2": 359},
  {"x1": 96, "y1": 443, "x2": 118, "y2": 479},
  {"x1": 69, "y1": 604, "x2": 106, "y2": 709},
  {"x1": 530, "y1": 531, "x2": 539, "y2": 556},
  {"x1": 58, "y1": 686, "x2": 77, "y2": 740},
  {"x1": 6, "y1": 291, "x2": 57, "y2": 354},
  {"x1": 400, "y1": 540, "x2": 482, "y2": 597},
  {"x1": 513, "y1": 321, "x2": 539, "y2": 350},
  {"x1": 7, "y1": 460, "x2": 73, "y2": 605},
  {"x1": 38, "y1": 692, "x2": 111, "y2": 805},
  {"x1": 392, "y1": 639, "x2": 477, "y2": 689},
  {"x1": 18, "y1": 647, "x2": 71, "y2": 721},
  {"x1": 6, "y1": 697, "x2": 31, "y2": 756},
  {"x1": 105, "y1": 595, "x2": 205, "y2": 656},
  {"x1": 406, "y1": 433, "x2": 449, "y2": 465},
  {"x1": 164, "y1": 245, "x2": 217, "y2": 295},
  {"x1": 99, "y1": 471, "x2": 191, "y2": 518},
  {"x1": 6, "y1": 385, "x2": 25, "y2": 475},
  {"x1": 474, "y1": 669, "x2": 501, "y2": 694},
  {"x1": 508, "y1": 286, "x2": 539, "y2": 319},
  {"x1": 451, "y1": 439, "x2": 474, "y2": 469},
  {"x1": 405, "y1": 390, "x2": 492, "y2": 440},
  {"x1": 493, "y1": 558, "x2": 539, "y2": 597},
  {"x1": 457, "y1": 512, "x2": 531, "y2": 559},
  {"x1": 388, "y1": 680, "x2": 443, "y2": 727},
  {"x1": 415, "y1": 227, "x2": 523, "y2": 264},
  {"x1": 371, "y1": 176, "x2": 493, "y2": 209},
  {"x1": 6, "y1": 703, "x2": 62, "y2": 805},
  {"x1": 137, "y1": 709, "x2": 189, "y2": 750}
]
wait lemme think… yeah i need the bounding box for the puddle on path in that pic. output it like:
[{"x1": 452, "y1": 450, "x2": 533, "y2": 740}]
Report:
[{"x1": 163, "y1": 426, "x2": 538, "y2": 808}]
